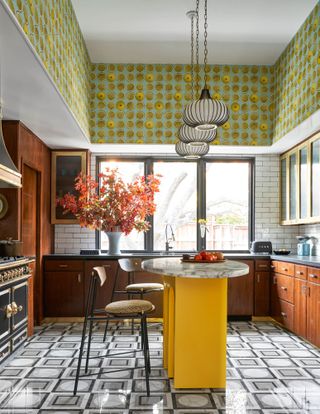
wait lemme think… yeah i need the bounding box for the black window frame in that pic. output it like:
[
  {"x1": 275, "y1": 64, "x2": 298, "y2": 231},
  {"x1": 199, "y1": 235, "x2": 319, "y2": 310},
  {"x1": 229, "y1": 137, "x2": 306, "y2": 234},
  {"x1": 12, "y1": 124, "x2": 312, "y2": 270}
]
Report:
[{"x1": 96, "y1": 155, "x2": 255, "y2": 253}]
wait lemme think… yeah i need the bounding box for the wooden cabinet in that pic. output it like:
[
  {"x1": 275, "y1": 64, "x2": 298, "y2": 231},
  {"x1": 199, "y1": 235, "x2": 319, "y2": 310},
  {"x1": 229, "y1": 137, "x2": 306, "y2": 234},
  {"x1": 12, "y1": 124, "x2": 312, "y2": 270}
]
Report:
[
  {"x1": 44, "y1": 260, "x2": 85, "y2": 316},
  {"x1": 294, "y1": 277, "x2": 307, "y2": 337},
  {"x1": 254, "y1": 260, "x2": 270, "y2": 316},
  {"x1": 51, "y1": 151, "x2": 89, "y2": 224},
  {"x1": 44, "y1": 258, "x2": 164, "y2": 318},
  {"x1": 254, "y1": 271, "x2": 270, "y2": 316},
  {"x1": 271, "y1": 260, "x2": 295, "y2": 331},
  {"x1": 307, "y1": 283, "x2": 320, "y2": 347},
  {"x1": 228, "y1": 260, "x2": 254, "y2": 316},
  {"x1": 280, "y1": 131, "x2": 320, "y2": 225}
]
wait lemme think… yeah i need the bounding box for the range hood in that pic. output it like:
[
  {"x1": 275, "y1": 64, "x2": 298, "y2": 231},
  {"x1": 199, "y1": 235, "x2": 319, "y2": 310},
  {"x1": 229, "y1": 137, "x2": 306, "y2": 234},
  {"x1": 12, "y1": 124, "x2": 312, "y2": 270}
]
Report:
[{"x1": 0, "y1": 113, "x2": 21, "y2": 188}]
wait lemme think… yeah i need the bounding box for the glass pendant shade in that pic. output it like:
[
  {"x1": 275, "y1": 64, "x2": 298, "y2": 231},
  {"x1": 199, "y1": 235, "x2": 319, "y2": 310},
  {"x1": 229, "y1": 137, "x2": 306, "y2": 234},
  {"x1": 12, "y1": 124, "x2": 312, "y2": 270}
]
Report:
[
  {"x1": 175, "y1": 141, "x2": 209, "y2": 159},
  {"x1": 183, "y1": 88, "x2": 230, "y2": 131},
  {"x1": 178, "y1": 123, "x2": 217, "y2": 146}
]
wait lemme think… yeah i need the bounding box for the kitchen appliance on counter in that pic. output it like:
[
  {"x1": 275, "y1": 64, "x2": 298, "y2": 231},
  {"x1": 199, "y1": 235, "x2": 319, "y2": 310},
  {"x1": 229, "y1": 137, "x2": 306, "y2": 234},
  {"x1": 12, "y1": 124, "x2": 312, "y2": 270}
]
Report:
[
  {"x1": 250, "y1": 241, "x2": 272, "y2": 254},
  {"x1": 296, "y1": 236, "x2": 310, "y2": 256}
]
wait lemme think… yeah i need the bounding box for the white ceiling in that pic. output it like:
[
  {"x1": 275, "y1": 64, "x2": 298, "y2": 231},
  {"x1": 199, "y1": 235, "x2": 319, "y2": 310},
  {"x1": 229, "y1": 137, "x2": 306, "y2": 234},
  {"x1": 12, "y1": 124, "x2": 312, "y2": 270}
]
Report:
[{"x1": 71, "y1": 0, "x2": 318, "y2": 65}]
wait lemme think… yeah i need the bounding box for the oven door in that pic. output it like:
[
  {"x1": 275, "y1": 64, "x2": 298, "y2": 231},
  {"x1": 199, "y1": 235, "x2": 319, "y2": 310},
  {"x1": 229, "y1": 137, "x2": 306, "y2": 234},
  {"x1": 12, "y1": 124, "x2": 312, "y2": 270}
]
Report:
[
  {"x1": 0, "y1": 287, "x2": 11, "y2": 342},
  {"x1": 12, "y1": 281, "x2": 28, "y2": 331}
]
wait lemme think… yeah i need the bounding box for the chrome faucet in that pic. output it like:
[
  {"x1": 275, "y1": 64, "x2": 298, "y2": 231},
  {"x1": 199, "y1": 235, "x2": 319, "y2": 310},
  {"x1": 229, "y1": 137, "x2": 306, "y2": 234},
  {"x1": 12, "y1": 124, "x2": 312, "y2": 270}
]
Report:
[{"x1": 165, "y1": 224, "x2": 175, "y2": 252}]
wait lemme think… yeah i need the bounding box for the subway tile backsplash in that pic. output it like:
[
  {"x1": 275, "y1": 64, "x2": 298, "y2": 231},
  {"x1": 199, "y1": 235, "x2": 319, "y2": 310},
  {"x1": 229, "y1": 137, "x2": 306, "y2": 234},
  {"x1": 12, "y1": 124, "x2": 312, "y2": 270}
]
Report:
[{"x1": 54, "y1": 153, "x2": 319, "y2": 255}]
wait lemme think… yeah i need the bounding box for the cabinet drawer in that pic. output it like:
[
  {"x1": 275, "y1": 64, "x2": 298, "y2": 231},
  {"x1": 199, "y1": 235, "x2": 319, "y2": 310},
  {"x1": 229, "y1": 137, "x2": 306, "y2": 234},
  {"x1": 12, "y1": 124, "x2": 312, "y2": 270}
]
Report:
[
  {"x1": 273, "y1": 273, "x2": 294, "y2": 303},
  {"x1": 270, "y1": 261, "x2": 278, "y2": 273},
  {"x1": 295, "y1": 265, "x2": 307, "y2": 280},
  {"x1": 279, "y1": 299, "x2": 294, "y2": 331},
  {"x1": 308, "y1": 267, "x2": 320, "y2": 284},
  {"x1": 255, "y1": 260, "x2": 270, "y2": 271},
  {"x1": 44, "y1": 260, "x2": 84, "y2": 272},
  {"x1": 276, "y1": 262, "x2": 295, "y2": 277}
]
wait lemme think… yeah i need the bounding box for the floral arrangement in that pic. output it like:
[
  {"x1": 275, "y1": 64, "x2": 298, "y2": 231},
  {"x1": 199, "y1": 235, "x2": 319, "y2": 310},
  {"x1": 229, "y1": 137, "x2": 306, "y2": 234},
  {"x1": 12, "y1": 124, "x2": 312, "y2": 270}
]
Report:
[
  {"x1": 57, "y1": 168, "x2": 161, "y2": 235},
  {"x1": 198, "y1": 218, "x2": 209, "y2": 238}
]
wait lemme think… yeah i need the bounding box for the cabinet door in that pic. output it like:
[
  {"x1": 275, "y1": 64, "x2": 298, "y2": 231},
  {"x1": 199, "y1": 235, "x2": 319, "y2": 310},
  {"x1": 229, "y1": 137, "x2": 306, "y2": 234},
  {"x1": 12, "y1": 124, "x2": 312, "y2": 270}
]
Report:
[
  {"x1": 289, "y1": 153, "x2": 297, "y2": 220},
  {"x1": 254, "y1": 272, "x2": 270, "y2": 316},
  {"x1": 228, "y1": 260, "x2": 254, "y2": 316},
  {"x1": 299, "y1": 146, "x2": 308, "y2": 220},
  {"x1": 311, "y1": 138, "x2": 320, "y2": 218},
  {"x1": 293, "y1": 278, "x2": 307, "y2": 338},
  {"x1": 0, "y1": 288, "x2": 10, "y2": 343},
  {"x1": 12, "y1": 281, "x2": 28, "y2": 332},
  {"x1": 51, "y1": 151, "x2": 88, "y2": 224},
  {"x1": 307, "y1": 282, "x2": 320, "y2": 347},
  {"x1": 280, "y1": 157, "x2": 288, "y2": 222},
  {"x1": 44, "y1": 272, "x2": 84, "y2": 316}
]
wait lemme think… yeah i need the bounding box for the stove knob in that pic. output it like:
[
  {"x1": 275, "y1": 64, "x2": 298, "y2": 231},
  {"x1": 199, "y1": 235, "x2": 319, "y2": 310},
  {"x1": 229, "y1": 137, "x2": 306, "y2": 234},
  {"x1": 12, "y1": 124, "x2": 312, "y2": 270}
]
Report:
[{"x1": 3, "y1": 272, "x2": 8, "y2": 281}]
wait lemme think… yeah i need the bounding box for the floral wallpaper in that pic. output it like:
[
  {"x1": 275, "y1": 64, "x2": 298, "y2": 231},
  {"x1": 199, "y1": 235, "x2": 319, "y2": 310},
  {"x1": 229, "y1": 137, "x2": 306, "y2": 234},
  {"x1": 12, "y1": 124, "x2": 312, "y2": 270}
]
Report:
[
  {"x1": 90, "y1": 63, "x2": 273, "y2": 145},
  {"x1": 4, "y1": 0, "x2": 320, "y2": 146},
  {"x1": 273, "y1": 2, "x2": 320, "y2": 142},
  {"x1": 5, "y1": 0, "x2": 91, "y2": 137}
]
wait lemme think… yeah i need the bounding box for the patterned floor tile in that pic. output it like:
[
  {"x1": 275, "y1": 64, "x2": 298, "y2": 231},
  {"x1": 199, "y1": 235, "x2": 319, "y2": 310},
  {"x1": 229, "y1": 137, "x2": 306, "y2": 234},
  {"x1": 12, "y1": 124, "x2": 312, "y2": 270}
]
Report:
[{"x1": 0, "y1": 321, "x2": 319, "y2": 413}]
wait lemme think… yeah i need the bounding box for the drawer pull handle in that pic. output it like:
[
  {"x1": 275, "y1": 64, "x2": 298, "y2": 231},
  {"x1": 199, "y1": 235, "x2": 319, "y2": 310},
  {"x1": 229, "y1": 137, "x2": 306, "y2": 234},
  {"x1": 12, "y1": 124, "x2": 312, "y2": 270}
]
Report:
[
  {"x1": 281, "y1": 312, "x2": 287, "y2": 317},
  {"x1": 309, "y1": 274, "x2": 318, "y2": 278},
  {"x1": 271, "y1": 265, "x2": 275, "y2": 269},
  {"x1": 59, "y1": 264, "x2": 68, "y2": 268},
  {"x1": 282, "y1": 268, "x2": 288, "y2": 271},
  {"x1": 296, "y1": 271, "x2": 303, "y2": 275},
  {"x1": 11, "y1": 302, "x2": 23, "y2": 315},
  {"x1": 5, "y1": 304, "x2": 12, "y2": 319},
  {"x1": 280, "y1": 286, "x2": 287, "y2": 291},
  {"x1": 77, "y1": 274, "x2": 81, "y2": 283}
]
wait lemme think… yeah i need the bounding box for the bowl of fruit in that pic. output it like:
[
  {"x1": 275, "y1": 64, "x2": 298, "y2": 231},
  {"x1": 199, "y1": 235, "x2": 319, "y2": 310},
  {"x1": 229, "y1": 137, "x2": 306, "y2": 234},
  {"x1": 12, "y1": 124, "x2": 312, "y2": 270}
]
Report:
[{"x1": 182, "y1": 251, "x2": 225, "y2": 263}]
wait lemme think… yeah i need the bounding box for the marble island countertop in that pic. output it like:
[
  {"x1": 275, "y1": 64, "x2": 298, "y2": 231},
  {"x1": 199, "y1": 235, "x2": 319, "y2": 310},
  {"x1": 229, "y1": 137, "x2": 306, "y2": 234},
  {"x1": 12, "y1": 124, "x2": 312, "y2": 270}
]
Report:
[{"x1": 141, "y1": 257, "x2": 249, "y2": 279}]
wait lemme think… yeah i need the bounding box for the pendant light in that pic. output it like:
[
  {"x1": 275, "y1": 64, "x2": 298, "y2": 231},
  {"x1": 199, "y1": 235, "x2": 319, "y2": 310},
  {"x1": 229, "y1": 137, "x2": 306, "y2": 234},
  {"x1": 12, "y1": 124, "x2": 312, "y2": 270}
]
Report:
[
  {"x1": 175, "y1": 141, "x2": 209, "y2": 159},
  {"x1": 178, "y1": 7, "x2": 217, "y2": 147},
  {"x1": 183, "y1": 0, "x2": 229, "y2": 131}
]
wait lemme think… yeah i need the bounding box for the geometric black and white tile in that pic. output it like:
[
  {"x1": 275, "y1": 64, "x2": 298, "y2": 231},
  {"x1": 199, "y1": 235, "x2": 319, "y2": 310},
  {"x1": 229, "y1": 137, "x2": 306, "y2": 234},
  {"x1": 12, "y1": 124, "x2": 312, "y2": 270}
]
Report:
[{"x1": 0, "y1": 321, "x2": 320, "y2": 413}]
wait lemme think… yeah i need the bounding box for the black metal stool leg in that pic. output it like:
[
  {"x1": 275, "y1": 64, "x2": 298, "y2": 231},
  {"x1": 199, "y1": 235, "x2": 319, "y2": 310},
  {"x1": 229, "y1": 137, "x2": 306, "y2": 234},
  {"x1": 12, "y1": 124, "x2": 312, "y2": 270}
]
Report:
[
  {"x1": 85, "y1": 319, "x2": 94, "y2": 373},
  {"x1": 141, "y1": 314, "x2": 150, "y2": 396},
  {"x1": 74, "y1": 317, "x2": 88, "y2": 395},
  {"x1": 143, "y1": 314, "x2": 151, "y2": 374}
]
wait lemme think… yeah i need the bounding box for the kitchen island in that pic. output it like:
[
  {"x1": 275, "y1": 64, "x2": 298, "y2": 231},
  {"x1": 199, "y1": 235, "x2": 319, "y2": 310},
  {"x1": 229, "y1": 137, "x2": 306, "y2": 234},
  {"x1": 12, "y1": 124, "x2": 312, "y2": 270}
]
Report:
[{"x1": 142, "y1": 257, "x2": 249, "y2": 389}]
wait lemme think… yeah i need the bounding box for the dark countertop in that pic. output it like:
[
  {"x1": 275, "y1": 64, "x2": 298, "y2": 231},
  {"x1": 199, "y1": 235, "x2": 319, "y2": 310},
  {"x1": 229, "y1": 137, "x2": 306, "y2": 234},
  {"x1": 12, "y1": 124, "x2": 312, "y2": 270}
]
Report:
[
  {"x1": 270, "y1": 254, "x2": 320, "y2": 267},
  {"x1": 43, "y1": 253, "x2": 271, "y2": 260},
  {"x1": 43, "y1": 253, "x2": 320, "y2": 268}
]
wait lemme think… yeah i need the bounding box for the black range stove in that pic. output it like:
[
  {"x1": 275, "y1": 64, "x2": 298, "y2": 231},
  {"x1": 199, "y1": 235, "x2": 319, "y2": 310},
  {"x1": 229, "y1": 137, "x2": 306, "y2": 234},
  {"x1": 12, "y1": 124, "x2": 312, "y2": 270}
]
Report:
[
  {"x1": 0, "y1": 256, "x2": 32, "y2": 363},
  {"x1": 0, "y1": 257, "x2": 31, "y2": 284}
]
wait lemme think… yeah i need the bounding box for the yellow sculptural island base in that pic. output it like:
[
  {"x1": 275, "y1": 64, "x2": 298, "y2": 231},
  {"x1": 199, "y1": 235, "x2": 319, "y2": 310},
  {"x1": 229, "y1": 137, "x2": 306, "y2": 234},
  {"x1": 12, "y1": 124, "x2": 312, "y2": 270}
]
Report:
[{"x1": 163, "y1": 275, "x2": 228, "y2": 389}]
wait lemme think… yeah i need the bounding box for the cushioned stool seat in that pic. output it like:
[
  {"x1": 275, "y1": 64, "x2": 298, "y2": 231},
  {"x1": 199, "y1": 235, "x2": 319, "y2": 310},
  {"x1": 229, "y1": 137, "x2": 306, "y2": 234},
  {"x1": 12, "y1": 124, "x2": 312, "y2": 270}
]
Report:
[{"x1": 105, "y1": 299, "x2": 155, "y2": 315}]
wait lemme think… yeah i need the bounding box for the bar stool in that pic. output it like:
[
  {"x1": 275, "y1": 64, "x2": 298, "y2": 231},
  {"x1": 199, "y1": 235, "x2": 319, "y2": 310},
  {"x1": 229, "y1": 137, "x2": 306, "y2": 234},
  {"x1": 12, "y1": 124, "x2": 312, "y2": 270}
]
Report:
[
  {"x1": 74, "y1": 266, "x2": 154, "y2": 396},
  {"x1": 103, "y1": 258, "x2": 163, "y2": 339}
]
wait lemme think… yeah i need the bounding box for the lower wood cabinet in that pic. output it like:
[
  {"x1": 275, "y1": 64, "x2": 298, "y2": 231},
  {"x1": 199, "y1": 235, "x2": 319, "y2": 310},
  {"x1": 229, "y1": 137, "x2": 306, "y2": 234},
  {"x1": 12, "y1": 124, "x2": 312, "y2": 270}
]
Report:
[
  {"x1": 228, "y1": 260, "x2": 254, "y2": 316},
  {"x1": 254, "y1": 271, "x2": 270, "y2": 316},
  {"x1": 307, "y1": 282, "x2": 320, "y2": 347},
  {"x1": 271, "y1": 268, "x2": 295, "y2": 331},
  {"x1": 294, "y1": 277, "x2": 307, "y2": 338}
]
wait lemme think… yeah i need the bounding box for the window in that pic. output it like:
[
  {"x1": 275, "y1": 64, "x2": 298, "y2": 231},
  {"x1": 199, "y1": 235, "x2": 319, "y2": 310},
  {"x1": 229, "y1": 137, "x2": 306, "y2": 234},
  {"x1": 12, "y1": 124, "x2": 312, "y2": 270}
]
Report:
[
  {"x1": 153, "y1": 161, "x2": 197, "y2": 251},
  {"x1": 98, "y1": 157, "x2": 254, "y2": 252},
  {"x1": 206, "y1": 161, "x2": 250, "y2": 251},
  {"x1": 99, "y1": 160, "x2": 145, "y2": 251}
]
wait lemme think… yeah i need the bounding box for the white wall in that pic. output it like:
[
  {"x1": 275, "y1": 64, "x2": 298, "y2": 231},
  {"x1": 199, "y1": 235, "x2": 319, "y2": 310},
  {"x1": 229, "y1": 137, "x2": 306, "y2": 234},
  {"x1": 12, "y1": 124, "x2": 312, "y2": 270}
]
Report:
[{"x1": 54, "y1": 153, "x2": 318, "y2": 255}]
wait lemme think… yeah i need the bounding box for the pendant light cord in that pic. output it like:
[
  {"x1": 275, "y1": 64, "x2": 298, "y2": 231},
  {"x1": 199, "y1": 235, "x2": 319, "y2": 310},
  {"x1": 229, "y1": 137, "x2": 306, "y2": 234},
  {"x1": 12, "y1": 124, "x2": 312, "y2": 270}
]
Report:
[
  {"x1": 191, "y1": 12, "x2": 194, "y2": 101},
  {"x1": 196, "y1": 0, "x2": 200, "y2": 95},
  {"x1": 203, "y1": 0, "x2": 208, "y2": 89}
]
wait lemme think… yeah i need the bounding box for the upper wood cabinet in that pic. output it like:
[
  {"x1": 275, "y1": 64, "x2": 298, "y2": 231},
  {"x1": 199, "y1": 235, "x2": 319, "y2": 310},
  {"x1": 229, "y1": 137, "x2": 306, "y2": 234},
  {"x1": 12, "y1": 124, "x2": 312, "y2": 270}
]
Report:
[
  {"x1": 280, "y1": 132, "x2": 320, "y2": 225},
  {"x1": 51, "y1": 151, "x2": 89, "y2": 224}
]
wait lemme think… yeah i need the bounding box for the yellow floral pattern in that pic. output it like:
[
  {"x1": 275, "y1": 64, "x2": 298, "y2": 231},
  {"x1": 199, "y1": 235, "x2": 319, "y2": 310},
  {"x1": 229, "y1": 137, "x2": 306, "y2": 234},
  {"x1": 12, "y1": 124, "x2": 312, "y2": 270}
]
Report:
[
  {"x1": 90, "y1": 63, "x2": 273, "y2": 145},
  {"x1": 273, "y1": 2, "x2": 320, "y2": 142},
  {"x1": 5, "y1": 0, "x2": 91, "y2": 137},
  {"x1": 4, "y1": 1, "x2": 319, "y2": 145}
]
